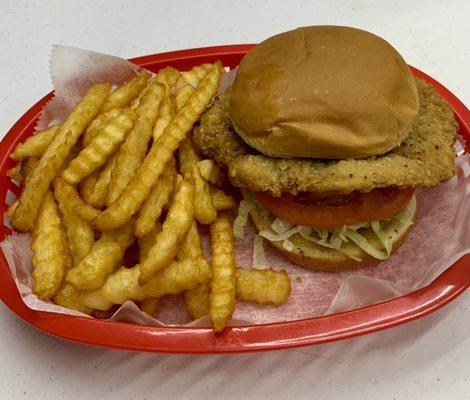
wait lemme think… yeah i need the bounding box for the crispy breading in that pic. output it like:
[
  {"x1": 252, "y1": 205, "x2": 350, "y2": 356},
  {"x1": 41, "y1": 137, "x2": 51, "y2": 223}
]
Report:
[{"x1": 193, "y1": 79, "x2": 458, "y2": 195}]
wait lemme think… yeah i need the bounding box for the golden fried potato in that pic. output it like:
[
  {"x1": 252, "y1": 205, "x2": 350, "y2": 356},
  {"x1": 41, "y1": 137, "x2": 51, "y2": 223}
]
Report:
[
  {"x1": 174, "y1": 85, "x2": 195, "y2": 110},
  {"x1": 53, "y1": 178, "x2": 100, "y2": 221},
  {"x1": 10, "y1": 125, "x2": 60, "y2": 160},
  {"x1": 53, "y1": 178, "x2": 95, "y2": 267},
  {"x1": 179, "y1": 137, "x2": 217, "y2": 224},
  {"x1": 138, "y1": 220, "x2": 162, "y2": 261},
  {"x1": 7, "y1": 158, "x2": 38, "y2": 216},
  {"x1": 11, "y1": 83, "x2": 110, "y2": 232},
  {"x1": 31, "y1": 191, "x2": 70, "y2": 299},
  {"x1": 135, "y1": 158, "x2": 176, "y2": 238},
  {"x1": 139, "y1": 297, "x2": 159, "y2": 316},
  {"x1": 155, "y1": 66, "x2": 181, "y2": 88},
  {"x1": 53, "y1": 283, "x2": 92, "y2": 314},
  {"x1": 106, "y1": 81, "x2": 166, "y2": 205},
  {"x1": 176, "y1": 63, "x2": 215, "y2": 89},
  {"x1": 138, "y1": 177, "x2": 194, "y2": 285},
  {"x1": 235, "y1": 268, "x2": 291, "y2": 305},
  {"x1": 177, "y1": 220, "x2": 203, "y2": 261},
  {"x1": 179, "y1": 136, "x2": 200, "y2": 175},
  {"x1": 184, "y1": 283, "x2": 210, "y2": 320},
  {"x1": 66, "y1": 219, "x2": 135, "y2": 291},
  {"x1": 79, "y1": 171, "x2": 99, "y2": 203},
  {"x1": 86, "y1": 154, "x2": 117, "y2": 209},
  {"x1": 62, "y1": 109, "x2": 136, "y2": 184},
  {"x1": 93, "y1": 63, "x2": 222, "y2": 230},
  {"x1": 152, "y1": 85, "x2": 174, "y2": 141},
  {"x1": 193, "y1": 164, "x2": 217, "y2": 224},
  {"x1": 101, "y1": 72, "x2": 150, "y2": 113},
  {"x1": 80, "y1": 258, "x2": 211, "y2": 310},
  {"x1": 210, "y1": 187, "x2": 235, "y2": 211},
  {"x1": 209, "y1": 215, "x2": 236, "y2": 332},
  {"x1": 82, "y1": 108, "x2": 122, "y2": 147},
  {"x1": 185, "y1": 267, "x2": 291, "y2": 320},
  {"x1": 179, "y1": 219, "x2": 211, "y2": 319},
  {"x1": 6, "y1": 162, "x2": 22, "y2": 181},
  {"x1": 197, "y1": 159, "x2": 225, "y2": 187}
]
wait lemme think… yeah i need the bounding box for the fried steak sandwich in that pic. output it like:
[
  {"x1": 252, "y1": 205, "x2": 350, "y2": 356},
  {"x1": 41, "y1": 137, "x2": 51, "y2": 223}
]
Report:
[{"x1": 193, "y1": 26, "x2": 458, "y2": 271}]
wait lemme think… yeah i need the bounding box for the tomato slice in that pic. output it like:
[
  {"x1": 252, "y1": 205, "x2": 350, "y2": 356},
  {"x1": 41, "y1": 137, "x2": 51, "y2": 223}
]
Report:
[{"x1": 254, "y1": 187, "x2": 415, "y2": 228}]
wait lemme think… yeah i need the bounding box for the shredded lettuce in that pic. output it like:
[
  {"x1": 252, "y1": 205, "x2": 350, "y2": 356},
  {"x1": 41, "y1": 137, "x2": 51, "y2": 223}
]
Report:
[
  {"x1": 371, "y1": 220, "x2": 392, "y2": 256},
  {"x1": 271, "y1": 218, "x2": 294, "y2": 234},
  {"x1": 233, "y1": 199, "x2": 255, "y2": 239},
  {"x1": 238, "y1": 190, "x2": 414, "y2": 262},
  {"x1": 282, "y1": 239, "x2": 295, "y2": 252},
  {"x1": 259, "y1": 225, "x2": 303, "y2": 241},
  {"x1": 342, "y1": 228, "x2": 389, "y2": 260},
  {"x1": 395, "y1": 210, "x2": 414, "y2": 227}
]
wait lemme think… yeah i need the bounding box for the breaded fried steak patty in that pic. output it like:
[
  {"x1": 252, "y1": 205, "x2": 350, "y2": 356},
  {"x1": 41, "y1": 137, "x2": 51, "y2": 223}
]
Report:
[
  {"x1": 193, "y1": 26, "x2": 458, "y2": 271},
  {"x1": 193, "y1": 80, "x2": 457, "y2": 196}
]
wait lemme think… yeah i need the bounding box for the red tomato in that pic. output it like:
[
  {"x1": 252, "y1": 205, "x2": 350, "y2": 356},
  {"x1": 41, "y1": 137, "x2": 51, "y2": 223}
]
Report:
[{"x1": 254, "y1": 187, "x2": 415, "y2": 227}]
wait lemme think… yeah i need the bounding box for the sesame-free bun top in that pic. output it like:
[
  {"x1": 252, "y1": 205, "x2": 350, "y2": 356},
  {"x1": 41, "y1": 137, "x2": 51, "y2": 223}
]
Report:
[{"x1": 229, "y1": 26, "x2": 419, "y2": 159}]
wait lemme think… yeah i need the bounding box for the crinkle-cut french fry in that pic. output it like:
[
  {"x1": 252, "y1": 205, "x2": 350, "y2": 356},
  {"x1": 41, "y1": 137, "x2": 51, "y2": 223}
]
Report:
[
  {"x1": 66, "y1": 219, "x2": 135, "y2": 291},
  {"x1": 11, "y1": 83, "x2": 110, "y2": 232},
  {"x1": 87, "y1": 154, "x2": 117, "y2": 209},
  {"x1": 152, "y1": 85, "x2": 175, "y2": 141},
  {"x1": 179, "y1": 136, "x2": 200, "y2": 175},
  {"x1": 106, "y1": 81, "x2": 166, "y2": 205},
  {"x1": 138, "y1": 177, "x2": 194, "y2": 285},
  {"x1": 185, "y1": 268, "x2": 291, "y2": 320},
  {"x1": 82, "y1": 108, "x2": 122, "y2": 147},
  {"x1": 53, "y1": 178, "x2": 100, "y2": 221},
  {"x1": 209, "y1": 215, "x2": 236, "y2": 332},
  {"x1": 174, "y1": 85, "x2": 195, "y2": 110},
  {"x1": 79, "y1": 258, "x2": 211, "y2": 310},
  {"x1": 192, "y1": 164, "x2": 217, "y2": 224},
  {"x1": 21, "y1": 157, "x2": 39, "y2": 181},
  {"x1": 177, "y1": 220, "x2": 204, "y2": 261},
  {"x1": 184, "y1": 283, "x2": 210, "y2": 320},
  {"x1": 210, "y1": 186, "x2": 235, "y2": 211},
  {"x1": 138, "y1": 220, "x2": 162, "y2": 261},
  {"x1": 53, "y1": 283, "x2": 92, "y2": 314},
  {"x1": 53, "y1": 178, "x2": 95, "y2": 267},
  {"x1": 179, "y1": 219, "x2": 211, "y2": 319},
  {"x1": 156, "y1": 66, "x2": 181, "y2": 88},
  {"x1": 61, "y1": 109, "x2": 136, "y2": 184},
  {"x1": 139, "y1": 297, "x2": 159, "y2": 316},
  {"x1": 7, "y1": 162, "x2": 22, "y2": 181},
  {"x1": 10, "y1": 125, "x2": 60, "y2": 160},
  {"x1": 235, "y1": 268, "x2": 291, "y2": 305},
  {"x1": 198, "y1": 159, "x2": 225, "y2": 187},
  {"x1": 93, "y1": 63, "x2": 222, "y2": 231},
  {"x1": 7, "y1": 158, "x2": 39, "y2": 217},
  {"x1": 31, "y1": 191, "x2": 70, "y2": 299},
  {"x1": 135, "y1": 158, "x2": 176, "y2": 238},
  {"x1": 6, "y1": 200, "x2": 18, "y2": 218},
  {"x1": 179, "y1": 137, "x2": 217, "y2": 225},
  {"x1": 80, "y1": 170, "x2": 99, "y2": 203},
  {"x1": 176, "y1": 63, "x2": 214, "y2": 89},
  {"x1": 101, "y1": 72, "x2": 150, "y2": 113}
]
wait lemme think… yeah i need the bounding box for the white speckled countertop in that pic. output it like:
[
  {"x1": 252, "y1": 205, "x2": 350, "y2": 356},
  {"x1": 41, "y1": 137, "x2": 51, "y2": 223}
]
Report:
[{"x1": 1, "y1": 1, "x2": 469, "y2": 399}]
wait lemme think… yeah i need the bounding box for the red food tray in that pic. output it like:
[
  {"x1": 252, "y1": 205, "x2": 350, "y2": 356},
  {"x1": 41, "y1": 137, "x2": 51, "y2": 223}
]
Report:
[{"x1": 1, "y1": 45, "x2": 469, "y2": 354}]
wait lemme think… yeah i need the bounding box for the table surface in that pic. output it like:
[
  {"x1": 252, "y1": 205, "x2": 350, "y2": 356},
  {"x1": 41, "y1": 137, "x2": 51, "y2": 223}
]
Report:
[{"x1": 1, "y1": 1, "x2": 469, "y2": 399}]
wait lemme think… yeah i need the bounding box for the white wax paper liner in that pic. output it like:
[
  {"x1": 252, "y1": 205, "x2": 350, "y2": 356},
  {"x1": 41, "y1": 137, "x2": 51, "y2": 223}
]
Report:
[{"x1": 2, "y1": 45, "x2": 469, "y2": 327}]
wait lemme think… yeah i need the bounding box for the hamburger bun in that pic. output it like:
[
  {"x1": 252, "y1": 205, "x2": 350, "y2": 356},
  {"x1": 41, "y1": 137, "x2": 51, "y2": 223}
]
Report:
[
  {"x1": 249, "y1": 194, "x2": 417, "y2": 271},
  {"x1": 229, "y1": 26, "x2": 419, "y2": 159}
]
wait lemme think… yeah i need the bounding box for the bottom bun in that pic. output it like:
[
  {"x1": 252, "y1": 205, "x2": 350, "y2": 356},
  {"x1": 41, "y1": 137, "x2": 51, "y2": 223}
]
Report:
[{"x1": 249, "y1": 195, "x2": 417, "y2": 272}]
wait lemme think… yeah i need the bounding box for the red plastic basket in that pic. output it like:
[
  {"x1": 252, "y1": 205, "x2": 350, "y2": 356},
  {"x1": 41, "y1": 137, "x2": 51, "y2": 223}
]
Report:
[{"x1": 1, "y1": 45, "x2": 469, "y2": 354}]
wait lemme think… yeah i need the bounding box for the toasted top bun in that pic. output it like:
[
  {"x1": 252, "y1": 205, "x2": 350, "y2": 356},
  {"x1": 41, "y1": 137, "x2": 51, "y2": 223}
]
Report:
[{"x1": 229, "y1": 26, "x2": 419, "y2": 159}]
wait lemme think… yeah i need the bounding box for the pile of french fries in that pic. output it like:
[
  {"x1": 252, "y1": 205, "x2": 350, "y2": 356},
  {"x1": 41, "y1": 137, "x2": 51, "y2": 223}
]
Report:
[{"x1": 6, "y1": 62, "x2": 291, "y2": 332}]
